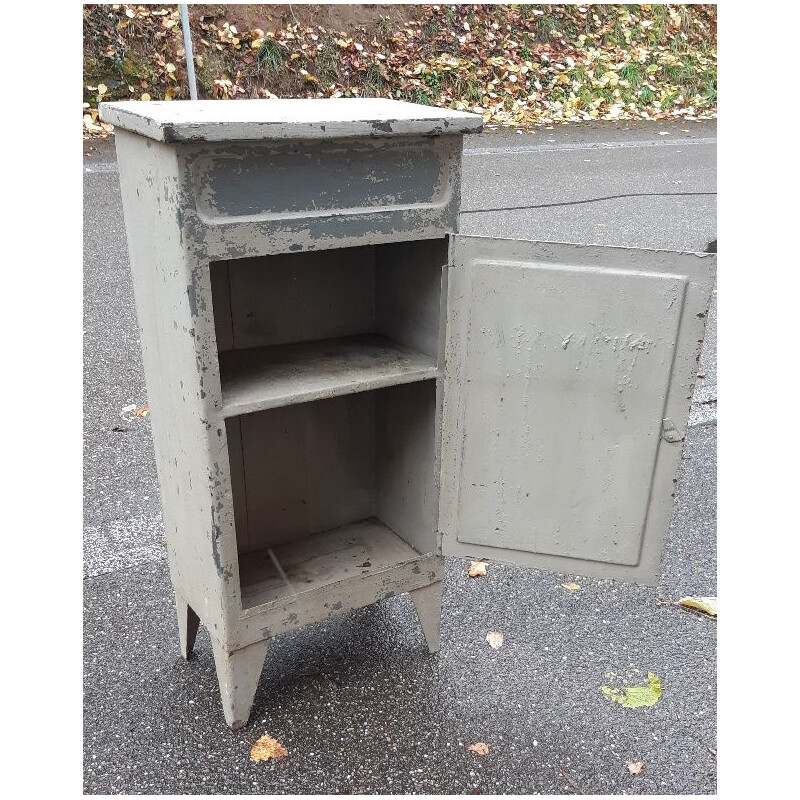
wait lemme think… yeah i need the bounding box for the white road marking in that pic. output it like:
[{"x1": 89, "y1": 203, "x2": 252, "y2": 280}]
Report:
[
  {"x1": 84, "y1": 162, "x2": 119, "y2": 173},
  {"x1": 84, "y1": 137, "x2": 716, "y2": 171},
  {"x1": 464, "y1": 137, "x2": 716, "y2": 156}
]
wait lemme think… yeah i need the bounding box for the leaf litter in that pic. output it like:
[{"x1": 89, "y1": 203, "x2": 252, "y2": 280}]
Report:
[{"x1": 84, "y1": 4, "x2": 716, "y2": 137}]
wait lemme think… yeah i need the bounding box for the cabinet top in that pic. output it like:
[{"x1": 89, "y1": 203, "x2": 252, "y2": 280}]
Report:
[{"x1": 99, "y1": 98, "x2": 484, "y2": 143}]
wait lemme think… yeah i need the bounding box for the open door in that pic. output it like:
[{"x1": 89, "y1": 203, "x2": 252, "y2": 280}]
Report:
[{"x1": 439, "y1": 236, "x2": 715, "y2": 586}]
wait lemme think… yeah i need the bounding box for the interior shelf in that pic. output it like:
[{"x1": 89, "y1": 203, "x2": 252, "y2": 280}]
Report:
[
  {"x1": 238, "y1": 518, "x2": 424, "y2": 609},
  {"x1": 219, "y1": 334, "x2": 438, "y2": 417}
]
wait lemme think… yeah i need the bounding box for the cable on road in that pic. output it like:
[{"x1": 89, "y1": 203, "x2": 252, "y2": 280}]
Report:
[{"x1": 461, "y1": 191, "x2": 716, "y2": 214}]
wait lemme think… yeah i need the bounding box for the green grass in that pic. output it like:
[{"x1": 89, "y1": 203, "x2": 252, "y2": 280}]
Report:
[
  {"x1": 399, "y1": 87, "x2": 431, "y2": 105},
  {"x1": 639, "y1": 85, "x2": 655, "y2": 103},
  {"x1": 422, "y1": 17, "x2": 441, "y2": 39},
  {"x1": 362, "y1": 63, "x2": 386, "y2": 96},
  {"x1": 315, "y1": 35, "x2": 341, "y2": 85},
  {"x1": 679, "y1": 6, "x2": 697, "y2": 36},
  {"x1": 661, "y1": 63, "x2": 682, "y2": 83},
  {"x1": 563, "y1": 21, "x2": 579, "y2": 39},
  {"x1": 660, "y1": 92, "x2": 678, "y2": 110},
  {"x1": 518, "y1": 5, "x2": 535, "y2": 21},
  {"x1": 576, "y1": 87, "x2": 594, "y2": 109},
  {"x1": 648, "y1": 4, "x2": 669, "y2": 43},
  {"x1": 699, "y1": 68, "x2": 716, "y2": 102},
  {"x1": 374, "y1": 16, "x2": 393, "y2": 38},
  {"x1": 619, "y1": 62, "x2": 644, "y2": 87},
  {"x1": 536, "y1": 14, "x2": 560, "y2": 41},
  {"x1": 450, "y1": 74, "x2": 484, "y2": 103},
  {"x1": 569, "y1": 66, "x2": 590, "y2": 85},
  {"x1": 256, "y1": 38, "x2": 288, "y2": 75},
  {"x1": 597, "y1": 86, "x2": 616, "y2": 102},
  {"x1": 422, "y1": 70, "x2": 443, "y2": 94}
]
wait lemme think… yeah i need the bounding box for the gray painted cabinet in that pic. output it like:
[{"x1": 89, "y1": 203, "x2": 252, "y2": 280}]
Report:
[{"x1": 100, "y1": 99, "x2": 715, "y2": 729}]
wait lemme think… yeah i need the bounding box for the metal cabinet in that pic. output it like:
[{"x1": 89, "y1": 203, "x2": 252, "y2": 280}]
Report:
[{"x1": 100, "y1": 98, "x2": 715, "y2": 729}]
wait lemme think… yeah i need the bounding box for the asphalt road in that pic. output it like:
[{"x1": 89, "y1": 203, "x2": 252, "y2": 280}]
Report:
[{"x1": 83, "y1": 119, "x2": 717, "y2": 795}]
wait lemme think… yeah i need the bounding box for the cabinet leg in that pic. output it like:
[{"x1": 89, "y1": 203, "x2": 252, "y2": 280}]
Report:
[
  {"x1": 409, "y1": 581, "x2": 443, "y2": 654},
  {"x1": 210, "y1": 637, "x2": 270, "y2": 730},
  {"x1": 176, "y1": 593, "x2": 200, "y2": 660}
]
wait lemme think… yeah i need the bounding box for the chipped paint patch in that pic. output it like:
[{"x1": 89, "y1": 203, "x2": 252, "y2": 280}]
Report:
[{"x1": 210, "y1": 506, "x2": 232, "y2": 579}]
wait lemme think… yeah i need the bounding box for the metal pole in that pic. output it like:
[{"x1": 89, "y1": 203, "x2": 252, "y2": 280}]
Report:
[{"x1": 179, "y1": 4, "x2": 198, "y2": 100}]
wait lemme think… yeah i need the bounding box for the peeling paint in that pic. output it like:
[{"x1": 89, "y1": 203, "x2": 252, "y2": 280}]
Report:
[
  {"x1": 210, "y1": 506, "x2": 232, "y2": 580},
  {"x1": 186, "y1": 283, "x2": 198, "y2": 317}
]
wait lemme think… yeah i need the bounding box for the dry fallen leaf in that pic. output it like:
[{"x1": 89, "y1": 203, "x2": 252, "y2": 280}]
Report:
[
  {"x1": 678, "y1": 596, "x2": 717, "y2": 617},
  {"x1": 467, "y1": 742, "x2": 490, "y2": 756},
  {"x1": 468, "y1": 560, "x2": 487, "y2": 578},
  {"x1": 561, "y1": 582, "x2": 581, "y2": 591},
  {"x1": 250, "y1": 734, "x2": 288, "y2": 762},
  {"x1": 133, "y1": 403, "x2": 150, "y2": 417},
  {"x1": 601, "y1": 672, "x2": 662, "y2": 708},
  {"x1": 486, "y1": 631, "x2": 504, "y2": 649},
  {"x1": 627, "y1": 759, "x2": 644, "y2": 775}
]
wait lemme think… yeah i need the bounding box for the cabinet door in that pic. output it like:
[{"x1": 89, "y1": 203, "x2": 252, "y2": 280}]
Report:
[{"x1": 440, "y1": 235, "x2": 715, "y2": 586}]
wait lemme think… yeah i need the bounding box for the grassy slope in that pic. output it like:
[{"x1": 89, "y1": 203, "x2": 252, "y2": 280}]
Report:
[{"x1": 84, "y1": 4, "x2": 716, "y2": 135}]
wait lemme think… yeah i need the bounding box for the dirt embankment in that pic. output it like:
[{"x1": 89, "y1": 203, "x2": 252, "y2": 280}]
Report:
[{"x1": 84, "y1": 4, "x2": 716, "y2": 136}]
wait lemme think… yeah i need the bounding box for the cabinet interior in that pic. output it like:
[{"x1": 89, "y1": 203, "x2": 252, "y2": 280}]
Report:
[{"x1": 209, "y1": 239, "x2": 447, "y2": 611}]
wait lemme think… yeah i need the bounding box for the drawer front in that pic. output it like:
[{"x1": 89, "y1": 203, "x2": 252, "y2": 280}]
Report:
[{"x1": 182, "y1": 136, "x2": 462, "y2": 257}]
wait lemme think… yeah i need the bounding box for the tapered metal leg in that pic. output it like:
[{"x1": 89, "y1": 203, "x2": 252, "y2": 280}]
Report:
[
  {"x1": 210, "y1": 637, "x2": 271, "y2": 730},
  {"x1": 176, "y1": 593, "x2": 200, "y2": 660},
  {"x1": 409, "y1": 581, "x2": 443, "y2": 654}
]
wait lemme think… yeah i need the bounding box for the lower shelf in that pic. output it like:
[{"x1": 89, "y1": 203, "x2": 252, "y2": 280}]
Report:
[{"x1": 238, "y1": 518, "x2": 424, "y2": 610}]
